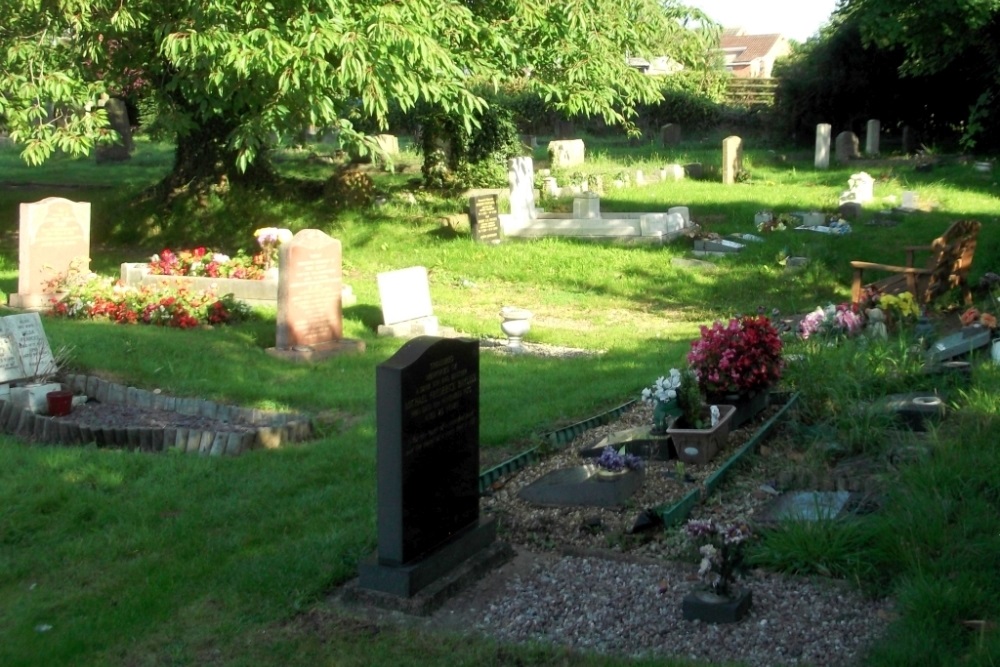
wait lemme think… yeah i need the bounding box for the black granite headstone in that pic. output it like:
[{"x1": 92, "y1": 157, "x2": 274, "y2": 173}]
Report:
[
  {"x1": 468, "y1": 195, "x2": 502, "y2": 244},
  {"x1": 360, "y1": 336, "x2": 495, "y2": 597}
]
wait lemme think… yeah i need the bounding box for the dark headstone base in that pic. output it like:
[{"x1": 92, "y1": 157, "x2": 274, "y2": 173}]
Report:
[
  {"x1": 266, "y1": 338, "x2": 365, "y2": 362},
  {"x1": 358, "y1": 517, "x2": 497, "y2": 599},
  {"x1": 344, "y1": 539, "x2": 513, "y2": 616}
]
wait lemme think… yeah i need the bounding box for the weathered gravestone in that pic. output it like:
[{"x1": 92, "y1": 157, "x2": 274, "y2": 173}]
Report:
[
  {"x1": 507, "y1": 156, "x2": 537, "y2": 223},
  {"x1": 722, "y1": 136, "x2": 743, "y2": 185},
  {"x1": 0, "y1": 312, "x2": 56, "y2": 384},
  {"x1": 468, "y1": 194, "x2": 502, "y2": 244},
  {"x1": 359, "y1": 336, "x2": 497, "y2": 598},
  {"x1": 547, "y1": 139, "x2": 585, "y2": 169},
  {"x1": 95, "y1": 97, "x2": 133, "y2": 163},
  {"x1": 9, "y1": 197, "x2": 90, "y2": 309},
  {"x1": 815, "y1": 123, "x2": 831, "y2": 169},
  {"x1": 377, "y1": 266, "x2": 440, "y2": 337},
  {"x1": 660, "y1": 123, "x2": 681, "y2": 147},
  {"x1": 835, "y1": 131, "x2": 860, "y2": 164},
  {"x1": 902, "y1": 126, "x2": 915, "y2": 154},
  {"x1": 865, "y1": 119, "x2": 881, "y2": 155},
  {"x1": 268, "y1": 229, "x2": 364, "y2": 361}
]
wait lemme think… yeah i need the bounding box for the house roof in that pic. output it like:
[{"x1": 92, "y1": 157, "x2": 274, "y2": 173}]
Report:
[{"x1": 719, "y1": 33, "x2": 785, "y2": 64}]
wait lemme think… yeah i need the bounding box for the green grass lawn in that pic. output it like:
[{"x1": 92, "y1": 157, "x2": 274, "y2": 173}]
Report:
[{"x1": 0, "y1": 134, "x2": 998, "y2": 666}]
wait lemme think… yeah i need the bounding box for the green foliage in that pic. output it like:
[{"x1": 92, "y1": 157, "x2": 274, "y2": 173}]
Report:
[
  {"x1": 0, "y1": 0, "x2": 720, "y2": 190},
  {"x1": 750, "y1": 518, "x2": 882, "y2": 584}
]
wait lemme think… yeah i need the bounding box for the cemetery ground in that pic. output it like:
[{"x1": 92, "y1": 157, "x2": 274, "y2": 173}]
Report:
[{"x1": 0, "y1": 135, "x2": 999, "y2": 666}]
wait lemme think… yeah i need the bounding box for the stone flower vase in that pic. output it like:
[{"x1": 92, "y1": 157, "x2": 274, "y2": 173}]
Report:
[
  {"x1": 682, "y1": 586, "x2": 753, "y2": 624},
  {"x1": 706, "y1": 388, "x2": 769, "y2": 429},
  {"x1": 668, "y1": 404, "x2": 736, "y2": 465},
  {"x1": 651, "y1": 399, "x2": 683, "y2": 435}
]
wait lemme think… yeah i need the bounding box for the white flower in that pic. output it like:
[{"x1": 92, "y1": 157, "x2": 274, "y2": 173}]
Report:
[{"x1": 212, "y1": 253, "x2": 230, "y2": 263}]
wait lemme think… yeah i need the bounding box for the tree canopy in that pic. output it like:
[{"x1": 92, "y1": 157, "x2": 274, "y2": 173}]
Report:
[
  {"x1": 839, "y1": 0, "x2": 1000, "y2": 149},
  {"x1": 0, "y1": 0, "x2": 717, "y2": 191}
]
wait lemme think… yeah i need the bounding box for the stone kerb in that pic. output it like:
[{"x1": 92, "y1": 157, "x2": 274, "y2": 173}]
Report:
[
  {"x1": 0, "y1": 373, "x2": 313, "y2": 454},
  {"x1": 119, "y1": 263, "x2": 356, "y2": 309},
  {"x1": 9, "y1": 197, "x2": 91, "y2": 309}
]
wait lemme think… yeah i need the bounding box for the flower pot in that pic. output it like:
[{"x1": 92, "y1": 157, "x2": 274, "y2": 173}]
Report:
[
  {"x1": 668, "y1": 404, "x2": 736, "y2": 465},
  {"x1": 707, "y1": 389, "x2": 769, "y2": 429},
  {"x1": 46, "y1": 390, "x2": 74, "y2": 417},
  {"x1": 682, "y1": 587, "x2": 753, "y2": 623}
]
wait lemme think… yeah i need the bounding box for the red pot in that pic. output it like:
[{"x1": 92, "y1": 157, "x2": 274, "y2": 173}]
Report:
[{"x1": 46, "y1": 390, "x2": 74, "y2": 417}]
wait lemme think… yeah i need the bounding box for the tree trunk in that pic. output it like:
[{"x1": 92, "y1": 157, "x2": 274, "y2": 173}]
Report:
[{"x1": 155, "y1": 118, "x2": 276, "y2": 203}]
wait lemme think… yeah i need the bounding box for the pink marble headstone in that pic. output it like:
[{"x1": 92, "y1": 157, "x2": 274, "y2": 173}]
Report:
[
  {"x1": 275, "y1": 229, "x2": 342, "y2": 349},
  {"x1": 9, "y1": 197, "x2": 90, "y2": 309}
]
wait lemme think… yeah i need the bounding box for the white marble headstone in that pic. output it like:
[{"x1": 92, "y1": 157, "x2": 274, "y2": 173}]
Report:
[{"x1": 377, "y1": 266, "x2": 434, "y2": 326}]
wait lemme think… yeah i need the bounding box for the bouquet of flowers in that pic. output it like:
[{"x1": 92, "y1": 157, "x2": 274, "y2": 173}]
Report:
[
  {"x1": 684, "y1": 519, "x2": 752, "y2": 596},
  {"x1": 687, "y1": 315, "x2": 783, "y2": 396},
  {"x1": 641, "y1": 369, "x2": 683, "y2": 433},
  {"x1": 798, "y1": 303, "x2": 866, "y2": 340},
  {"x1": 593, "y1": 445, "x2": 643, "y2": 473},
  {"x1": 255, "y1": 227, "x2": 294, "y2": 269}
]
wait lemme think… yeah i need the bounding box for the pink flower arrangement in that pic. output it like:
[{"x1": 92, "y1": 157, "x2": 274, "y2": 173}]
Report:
[
  {"x1": 687, "y1": 315, "x2": 783, "y2": 396},
  {"x1": 149, "y1": 247, "x2": 268, "y2": 280},
  {"x1": 799, "y1": 303, "x2": 865, "y2": 340}
]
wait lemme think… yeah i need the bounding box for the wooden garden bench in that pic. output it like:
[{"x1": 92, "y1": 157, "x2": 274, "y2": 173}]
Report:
[{"x1": 850, "y1": 219, "x2": 981, "y2": 305}]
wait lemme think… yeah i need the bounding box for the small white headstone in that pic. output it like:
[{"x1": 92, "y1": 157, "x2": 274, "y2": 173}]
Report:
[
  {"x1": 377, "y1": 266, "x2": 434, "y2": 326},
  {"x1": 901, "y1": 191, "x2": 917, "y2": 210}
]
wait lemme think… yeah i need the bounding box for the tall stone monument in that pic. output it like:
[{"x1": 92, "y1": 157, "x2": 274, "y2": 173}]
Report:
[
  {"x1": 815, "y1": 123, "x2": 831, "y2": 169},
  {"x1": 9, "y1": 197, "x2": 90, "y2": 309},
  {"x1": 268, "y1": 229, "x2": 364, "y2": 361},
  {"x1": 722, "y1": 136, "x2": 743, "y2": 185},
  {"x1": 865, "y1": 119, "x2": 880, "y2": 155},
  {"x1": 358, "y1": 336, "x2": 500, "y2": 599}
]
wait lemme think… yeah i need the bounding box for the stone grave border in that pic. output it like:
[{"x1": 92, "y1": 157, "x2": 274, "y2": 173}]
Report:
[
  {"x1": 0, "y1": 373, "x2": 313, "y2": 454},
  {"x1": 478, "y1": 392, "x2": 800, "y2": 524}
]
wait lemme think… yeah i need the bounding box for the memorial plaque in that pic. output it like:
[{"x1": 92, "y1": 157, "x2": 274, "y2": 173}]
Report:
[
  {"x1": 374, "y1": 336, "x2": 480, "y2": 565},
  {"x1": 4, "y1": 313, "x2": 55, "y2": 379},
  {"x1": 377, "y1": 266, "x2": 434, "y2": 326},
  {"x1": 10, "y1": 197, "x2": 91, "y2": 309},
  {"x1": 0, "y1": 334, "x2": 25, "y2": 383},
  {"x1": 275, "y1": 229, "x2": 342, "y2": 349},
  {"x1": 468, "y1": 195, "x2": 502, "y2": 244}
]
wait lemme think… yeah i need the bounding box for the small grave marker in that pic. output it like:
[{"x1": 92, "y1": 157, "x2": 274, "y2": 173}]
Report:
[
  {"x1": 359, "y1": 336, "x2": 495, "y2": 597},
  {"x1": 377, "y1": 266, "x2": 439, "y2": 338},
  {"x1": 468, "y1": 195, "x2": 502, "y2": 244}
]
